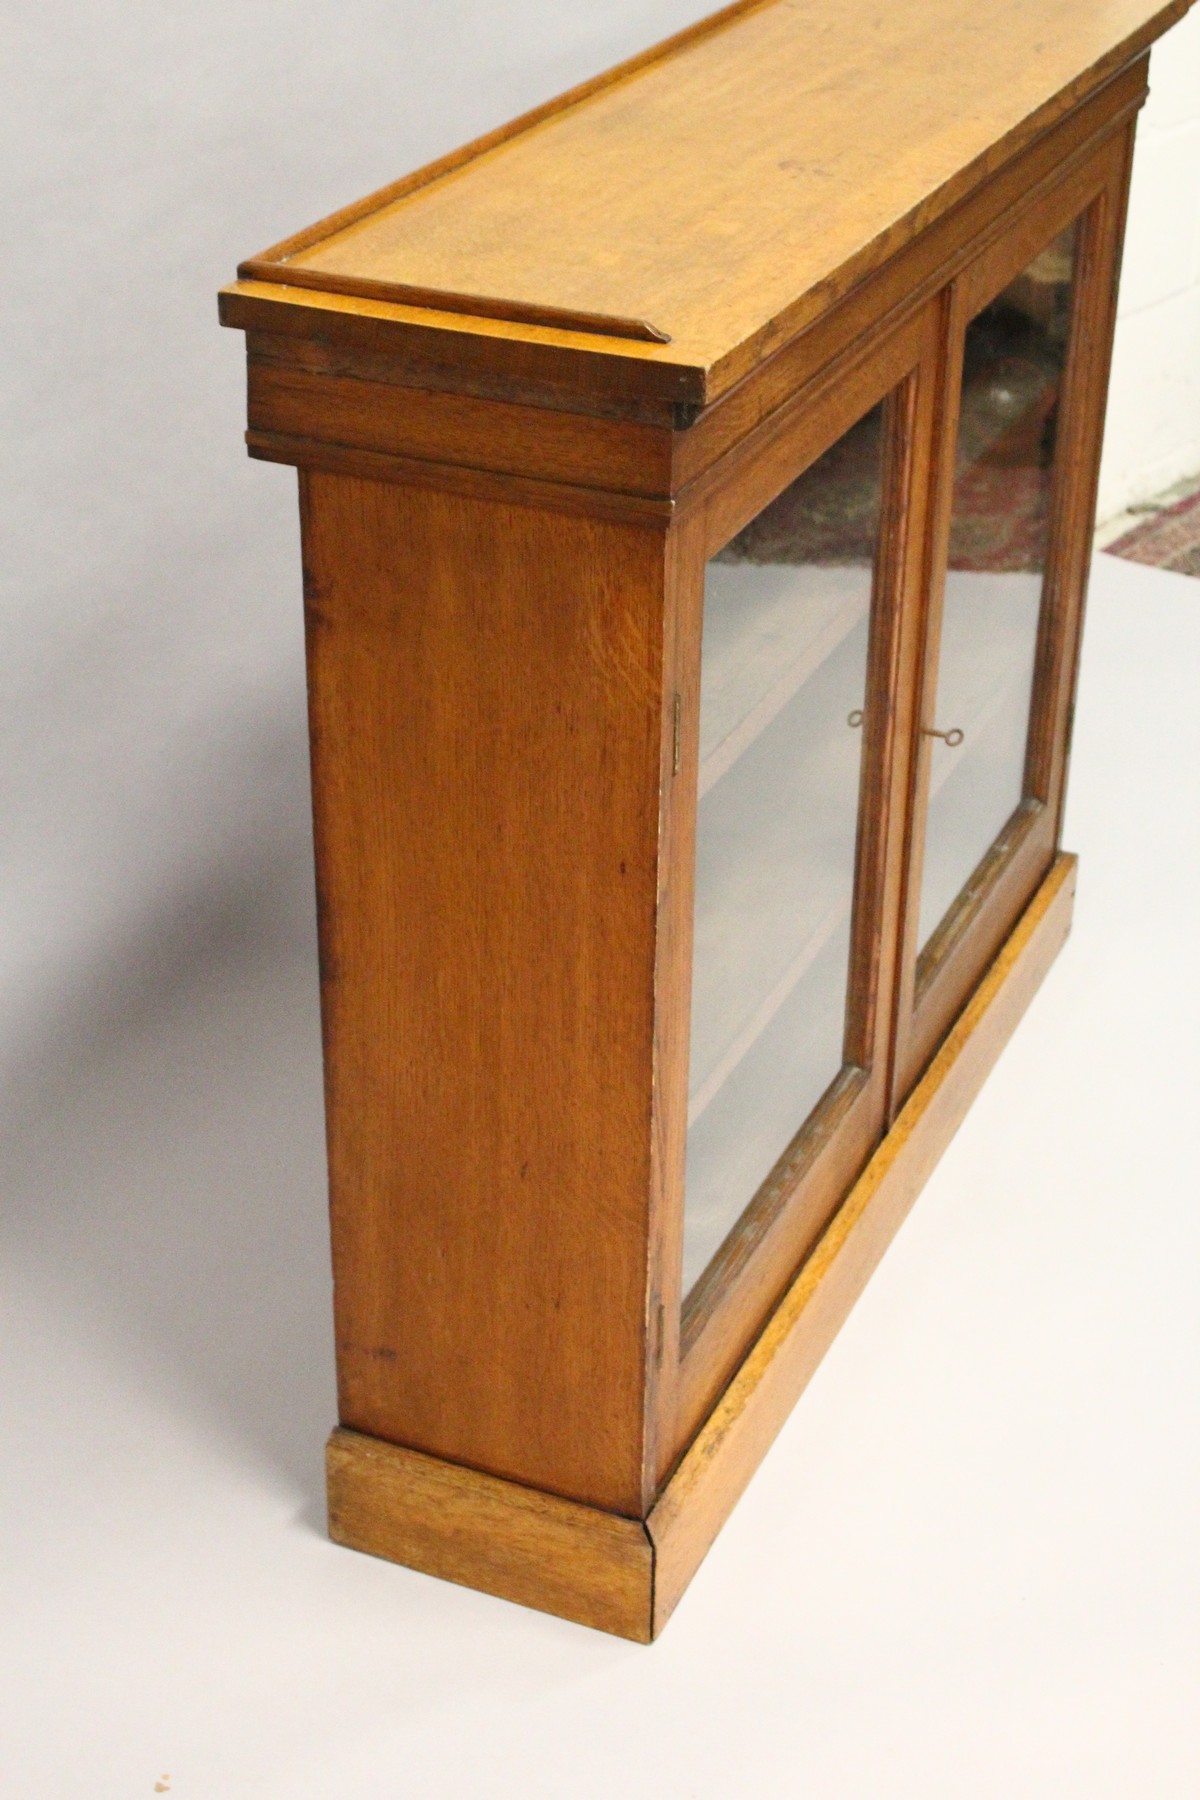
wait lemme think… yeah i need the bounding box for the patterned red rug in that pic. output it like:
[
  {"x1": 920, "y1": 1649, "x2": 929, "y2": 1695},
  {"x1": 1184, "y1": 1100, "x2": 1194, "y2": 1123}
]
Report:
[{"x1": 1107, "y1": 486, "x2": 1200, "y2": 577}]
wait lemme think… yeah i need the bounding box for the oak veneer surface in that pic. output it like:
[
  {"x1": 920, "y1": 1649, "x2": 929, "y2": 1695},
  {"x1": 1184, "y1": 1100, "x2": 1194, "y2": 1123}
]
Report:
[
  {"x1": 233, "y1": 0, "x2": 1190, "y2": 404},
  {"x1": 327, "y1": 1429, "x2": 654, "y2": 1642},
  {"x1": 301, "y1": 472, "x2": 668, "y2": 1518}
]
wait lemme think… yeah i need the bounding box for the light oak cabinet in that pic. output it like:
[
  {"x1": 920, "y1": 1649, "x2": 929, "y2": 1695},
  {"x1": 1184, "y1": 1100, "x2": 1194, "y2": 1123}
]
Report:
[{"x1": 220, "y1": 0, "x2": 1194, "y2": 1639}]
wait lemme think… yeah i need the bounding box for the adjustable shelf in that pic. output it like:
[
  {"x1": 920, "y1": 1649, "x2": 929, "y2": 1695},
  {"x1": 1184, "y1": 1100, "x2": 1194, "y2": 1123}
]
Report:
[
  {"x1": 696, "y1": 562, "x2": 871, "y2": 799},
  {"x1": 919, "y1": 570, "x2": 1047, "y2": 943},
  {"x1": 220, "y1": 0, "x2": 1194, "y2": 1642},
  {"x1": 688, "y1": 598, "x2": 868, "y2": 1111}
]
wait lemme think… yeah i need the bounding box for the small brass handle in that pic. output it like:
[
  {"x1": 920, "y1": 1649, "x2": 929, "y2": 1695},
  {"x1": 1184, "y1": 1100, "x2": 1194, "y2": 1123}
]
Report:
[{"x1": 923, "y1": 724, "x2": 964, "y2": 748}]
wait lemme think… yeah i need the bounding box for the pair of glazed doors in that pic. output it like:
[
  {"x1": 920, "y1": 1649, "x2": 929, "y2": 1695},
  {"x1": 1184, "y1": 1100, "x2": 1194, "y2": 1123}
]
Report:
[{"x1": 671, "y1": 148, "x2": 1122, "y2": 1410}]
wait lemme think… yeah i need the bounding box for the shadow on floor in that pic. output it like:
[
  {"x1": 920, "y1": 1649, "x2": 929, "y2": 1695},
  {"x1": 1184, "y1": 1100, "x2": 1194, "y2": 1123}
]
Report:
[{"x1": 1, "y1": 846, "x2": 336, "y2": 1515}]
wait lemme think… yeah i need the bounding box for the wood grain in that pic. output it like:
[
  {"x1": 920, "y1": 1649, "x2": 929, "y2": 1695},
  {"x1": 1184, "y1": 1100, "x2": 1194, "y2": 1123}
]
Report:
[
  {"x1": 1040, "y1": 129, "x2": 1138, "y2": 848},
  {"x1": 324, "y1": 853, "x2": 1075, "y2": 1642},
  {"x1": 236, "y1": 0, "x2": 1188, "y2": 405},
  {"x1": 302, "y1": 473, "x2": 670, "y2": 1517},
  {"x1": 648, "y1": 852, "x2": 1078, "y2": 1636},
  {"x1": 222, "y1": 62, "x2": 1145, "y2": 463},
  {"x1": 247, "y1": 430, "x2": 673, "y2": 527},
  {"x1": 240, "y1": 324, "x2": 687, "y2": 429},
  {"x1": 672, "y1": 64, "x2": 1145, "y2": 489},
  {"x1": 327, "y1": 1428, "x2": 654, "y2": 1641},
  {"x1": 246, "y1": 0, "x2": 773, "y2": 271},
  {"x1": 239, "y1": 269, "x2": 672, "y2": 344},
  {"x1": 666, "y1": 306, "x2": 942, "y2": 1463},
  {"x1": 214, "y1": 2, "x2": 1187, "y2": 1639},
  {"x1": 219, "y1": 278, "x2": 706, "y2": 417},
  {"x1": 245, "y1": 358, "x2": 674, "y2": 497},
  {"x1": 889, "y1": 133, "x2": 1131, "y2": 1112}
]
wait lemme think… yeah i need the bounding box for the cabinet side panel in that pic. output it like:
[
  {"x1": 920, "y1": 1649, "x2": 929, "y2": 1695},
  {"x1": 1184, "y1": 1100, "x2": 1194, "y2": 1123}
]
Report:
[{"x1": 300, "y1": 472, "x2": 665, "y2": 1515}]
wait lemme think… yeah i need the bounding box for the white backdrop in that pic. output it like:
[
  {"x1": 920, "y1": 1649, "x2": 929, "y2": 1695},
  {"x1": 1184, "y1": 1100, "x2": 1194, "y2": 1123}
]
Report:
[
  {"x1": 2, "y1": 3, "x2": 1200, "y2": 1108},
  {"x1": 1100, "y1": 1, "x2": 1200, "y2": 518},
  {"x1": 3, "y1": 1, "x2": 1197, "y2": 1110},
  {"x1": 1, "y1": 0, "x2": 706, "y2": 1112},
  {"x1": 4, "y1": 9, "x2": 1199, "y2": 1795}
]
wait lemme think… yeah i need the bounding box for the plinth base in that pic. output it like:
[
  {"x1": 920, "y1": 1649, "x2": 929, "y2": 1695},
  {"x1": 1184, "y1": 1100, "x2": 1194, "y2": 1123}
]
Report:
[{"x1": 327, "y1": 852, "x2": 1077, "y2": 1641}]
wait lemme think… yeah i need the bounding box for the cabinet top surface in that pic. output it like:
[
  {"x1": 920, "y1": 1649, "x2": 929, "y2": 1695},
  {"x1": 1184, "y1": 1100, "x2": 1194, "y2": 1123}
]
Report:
[{"x1": 228, "y1": 0, "x2": 1189, "y2": 405}]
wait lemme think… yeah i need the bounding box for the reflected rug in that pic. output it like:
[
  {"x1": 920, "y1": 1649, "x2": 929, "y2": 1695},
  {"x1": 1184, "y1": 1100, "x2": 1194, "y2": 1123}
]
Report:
[{"x1": 1107, "y1": 484, "x2": 1200, "y2": 578}]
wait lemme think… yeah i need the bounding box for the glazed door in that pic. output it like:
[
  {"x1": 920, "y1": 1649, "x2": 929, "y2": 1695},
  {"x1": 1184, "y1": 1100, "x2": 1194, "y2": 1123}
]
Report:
[
  {"x1": 669, "y1": 304, "x2": 939, "y2": 1443},
  {"x1": 890, "y1": 150, "x2": 1130, "y2": 1110}
]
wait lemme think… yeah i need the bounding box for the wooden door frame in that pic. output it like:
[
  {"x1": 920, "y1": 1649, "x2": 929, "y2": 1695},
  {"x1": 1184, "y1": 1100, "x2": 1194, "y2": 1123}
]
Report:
[
  {"x1": 887, "y1": 125, "x2": 1137, "y2": 1116},
  {"x1": 652, "y1": 300, "x2": 943, "y2": 1474}
]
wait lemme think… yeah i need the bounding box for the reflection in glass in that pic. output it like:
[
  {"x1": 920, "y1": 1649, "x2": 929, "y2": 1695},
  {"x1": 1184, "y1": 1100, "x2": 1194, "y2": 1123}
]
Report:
[
  {"x1": 917, "y1": 225, "x2": 1077, "y2": 949},
  {"x1": 682, "y1": 403, "x2": 884, "y2": 1297}
]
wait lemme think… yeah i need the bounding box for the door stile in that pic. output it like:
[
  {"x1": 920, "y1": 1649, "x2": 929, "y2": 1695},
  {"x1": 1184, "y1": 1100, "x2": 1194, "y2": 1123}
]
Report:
[
  {"x1": 647, "y1": 503, "x2": 711, "y2": 1500},
  {"x1": 887, "y1": 280, "x2": 970, "y2": 1116},
  {"x1": 1041, "y1": 125, "x2": 1139, "y2": 847},
  {"x1": 888, "y1": 127, "x2": 1137, "y2": 1116},
  {"x1": 662, "y1": 302, "x2": 944, "y2": 1469}
]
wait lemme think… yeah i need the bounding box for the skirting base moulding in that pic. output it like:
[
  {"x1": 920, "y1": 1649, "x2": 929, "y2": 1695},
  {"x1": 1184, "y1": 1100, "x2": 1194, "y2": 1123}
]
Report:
[
  {"x1": 220, "y1": 0, "x2": 1194, "y2": 1639},
  {"x1": 327, "y1": 855, "x2": 1075, "y2": 1641}
]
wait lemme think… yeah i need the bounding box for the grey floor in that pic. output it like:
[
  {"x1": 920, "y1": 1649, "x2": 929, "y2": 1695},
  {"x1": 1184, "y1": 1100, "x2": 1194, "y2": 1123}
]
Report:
[{"x1": 3, "y1": 553, "x2": 1198, "y2": 1799}]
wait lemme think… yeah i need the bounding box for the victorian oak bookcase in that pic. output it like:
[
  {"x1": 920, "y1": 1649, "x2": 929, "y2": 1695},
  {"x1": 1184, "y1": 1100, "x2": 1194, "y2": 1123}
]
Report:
[{"x1": 219, "y1": 0, "x2": 1195, "y2": 1640}]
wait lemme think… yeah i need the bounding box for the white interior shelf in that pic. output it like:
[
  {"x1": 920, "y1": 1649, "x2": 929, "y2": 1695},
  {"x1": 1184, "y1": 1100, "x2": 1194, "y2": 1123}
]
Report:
[{"x1": 683, "y1": 558, "x2": 1047, "y2": 1294}]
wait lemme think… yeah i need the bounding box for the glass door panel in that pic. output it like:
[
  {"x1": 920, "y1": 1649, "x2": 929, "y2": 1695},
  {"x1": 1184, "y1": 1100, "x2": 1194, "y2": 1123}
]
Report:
[
  {"x1": 917, "y1": 225, "x2": 1077, "y2": 953},
  {"x1": 682, "y1": 401, "x2": 885, "y2": 1296}
]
